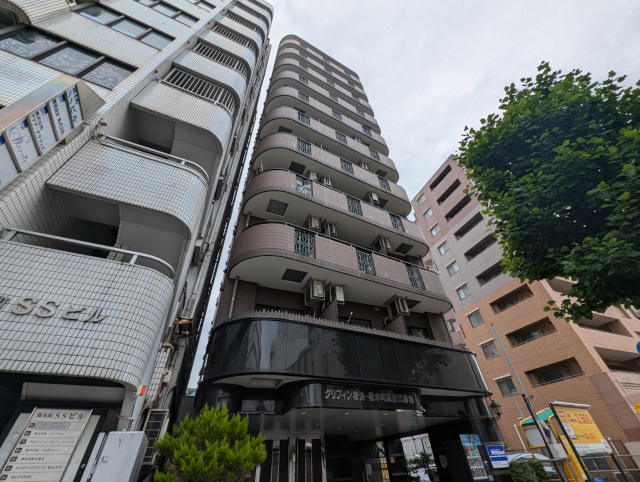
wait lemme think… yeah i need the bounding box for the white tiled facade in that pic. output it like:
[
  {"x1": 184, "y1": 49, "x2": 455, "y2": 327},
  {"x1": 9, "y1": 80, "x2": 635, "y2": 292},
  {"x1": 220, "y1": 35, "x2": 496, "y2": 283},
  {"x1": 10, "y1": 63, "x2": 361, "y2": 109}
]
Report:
[{"x1": 0, "y1": 0, "x2": 272, "y2": 478}]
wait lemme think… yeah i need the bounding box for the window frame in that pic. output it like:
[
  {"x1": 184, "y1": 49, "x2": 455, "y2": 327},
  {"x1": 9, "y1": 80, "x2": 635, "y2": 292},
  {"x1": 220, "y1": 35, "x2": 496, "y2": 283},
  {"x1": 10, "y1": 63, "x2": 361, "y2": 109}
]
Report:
[
  {"x1": 456, "y1": 283, "x2": 471, "y2": 300},
  {"x1": 446, "y1": 260, "x2": 459, "y2": 276},
  {"x1": 496, "y1": 377, "x2": 518, "y2": 397},
  {"x1": 134, "y1": 0, "x2": 198, "y2": 26},
  {"x1": 467, "y1": 310, "x2": 484, "y2": 327},
  {"x1": 429, "y1": 223, "x2": 441, "y2": 237}
]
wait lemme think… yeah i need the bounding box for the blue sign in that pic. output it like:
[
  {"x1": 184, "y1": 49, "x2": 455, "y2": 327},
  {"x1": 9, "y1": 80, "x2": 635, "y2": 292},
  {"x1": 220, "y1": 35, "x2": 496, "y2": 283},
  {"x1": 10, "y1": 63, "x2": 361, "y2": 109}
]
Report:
[
  {"x1": 636, "y1": 341, "x2": 640, "y2": 354},
  {"x1": 486, "y1": 444, "x2": 509, "y2": 469}
]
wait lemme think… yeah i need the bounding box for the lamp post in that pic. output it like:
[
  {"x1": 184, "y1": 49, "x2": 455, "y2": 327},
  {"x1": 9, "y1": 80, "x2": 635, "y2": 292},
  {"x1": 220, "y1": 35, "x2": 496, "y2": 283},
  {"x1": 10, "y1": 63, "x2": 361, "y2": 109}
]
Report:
[{"x1": 489, "y1": 400, "x2": 502, "y2": 420}]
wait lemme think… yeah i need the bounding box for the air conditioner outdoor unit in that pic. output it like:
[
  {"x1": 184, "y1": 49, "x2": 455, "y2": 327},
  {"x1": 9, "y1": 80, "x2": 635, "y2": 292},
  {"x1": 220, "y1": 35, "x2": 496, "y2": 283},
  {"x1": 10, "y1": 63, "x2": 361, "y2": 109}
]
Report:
[
  {"x1": 192, "y1": 238, "x2": 204, "y2": 266},
  {"x1": 322, "y1": 220, "x2": 337, "y2": 237},
  {"x1": 359, "y1": 161, "x2": 369, "y2": 171},
  {"x1": 305, "y1": 215, "x2": 321, "y2": 231},
  {"x1": 308, "y1": 171, "x2": 319, "y2": 182},
  {"x1": 332, "y1": 285, "x2": 345, "y2": 305},
  {"x1": 180, "y1": 296, "x2": 197, "y2": 320},
  {"x1": 368, "y1": 192, "x2": 380, "y2": 205},
  {"x1": 386, "y1": 296, "x2": 410, "y2": 320},
  {"x1": 321, "y1": 176, "x2": 332, "y2": 187},
  {"x1": 304, "y1": 279, "x2": 325, "y2": 307},
  {"x1": 374, "y1": 235, "x2": 391, "y2": 252}
]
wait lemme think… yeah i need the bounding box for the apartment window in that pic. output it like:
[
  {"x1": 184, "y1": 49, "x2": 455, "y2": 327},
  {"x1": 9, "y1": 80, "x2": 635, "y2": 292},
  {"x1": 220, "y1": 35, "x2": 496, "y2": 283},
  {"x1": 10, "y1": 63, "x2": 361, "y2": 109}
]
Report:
[
  {"x1": 429, "y1": 165, "x2": 452, "y2": 191},
  {"x1": 194, "y1": 42, "x2": 248, "y2": 78},
  {"x1": 491, "y1": 286, "x2": 533, "y2": 314},
  {"x1": 369, "y1": 148, "x2": 380, "y2": 160},
  {"x1": 417, "y1": 193, "x2": 426, "y2": 205},
  {"x1": 423, "y1": 207, "x2": 433, "y2": 220},
  {"x1": 464, "y1": 234, "x2": 497, "y2": 261},
  {"x1": 329, "y1": 93, "x2": 338, "y2": 102},
  {"x1": 323, "y1": 56, "x2": 331, "y2": 64},
  {"x1": 299, "y1": 43, "x2": 307, "y2": 50},
  {"x1": 340, "y1": 159, "x2": 353, "y2": 174},
  {"x1": 356, "y1": 250, "x2": 375, "y2": 275},
  {"x1": 507, "y1": 318, "x2": 556, "y2": 347},
  {"x1": 436, "y1": 242, "x2": 448, "y2": 256},
  {"x1": 325, "y1": 66, "x2": 332, "y2": 75},
  {"x1": 406, "y1": 264, "x2": 424, "y2": 289},
  {"x1": 298, "y1": 62, "x2": 308, "y2": 71},
  {"x1": 0, "y1": 27, "x2": 133, "y2": 89},
  {"x1": 212, "y1": 25, "x2": 257, "y2": 55},
  {"x1": 445, "y1": 195, "x2": 472, "y2": 221},
  {"x1": 135, "y1": 1, "x2": 197, "y2": 26},
  {"x1": 378, "y1": 176, "x2": 390, "y2": 191},
  {"x1": 477, "y1": 262, "x2": 503, "y2": 286},
  {"x1": 344, "y1": 71, "x2": 352, "y2": 78},
  {"x1": 332, "y1": 109, "x2": 342, "y2": 120},
  {"x1": 294, "y1": 230, "x2": 315, "y2": 257},
  {"x1": 437, "y1": 179, "x2": 461, "y2": 205},
  {"x1": 480, "y1": 341, "x2": 499, "y2": 360},
  {"x1": 348, "y1": 80, "x2": 355, "y2": 88},
  {"x1": 430, "y1": 224, "x2": 441, "y2": 237},
  {"x1": 335, "y1": 131, "x2": 347, "y2": 143},
  {"x1": 352, "y1": 93, "x2": 360, "y2": 101},
  {"x1": 296, "y1": 138, "x2": 311, "y2": 155},
  {"x1": 297, "y1": 111, "x2": 310, "y2": 125},
  {"x1": 295, "y1": 175, "x2": 312, "y2": 196},
  {"x1": 454, "y1": 213, "x2": 483, "y2": 240},
  {"x1": 347, "y1": 196, "x2": 362, "y2": 216},
  {"x1": 326, "y1": 78, "x2": 335, "y2": 87},
  {"x1": 446, "y1": 261, "x2": 459, "y2": 276},
  {"x1": 527, "y1": 359, "x2": 584, "y2": 387},
  {"x1": 468, "y1": 310, "x2": 484, "y2": 327},
  {"x1": 356, "y1": 108, "x2": 365, "y2": 117},
  {"x1": 456, "y1": 284, "x2": 471, "y2": 300},
  {"x1": 390, "y1": 214, "x2": 405, "y2": 232},
  {"x1": 362, "y1": 125, "x2": 371, "y2": 136},
  {"x1": 164, "y1": 69, "x2": 236, "y2": 114},
  {"x1": 298, "y1": 75, "x2": 308, "y2": 85},
  {"x1": 298, "y1": 91, "x2": 309, "y2": 103},
  {"x1": 298, "y1": 51, "x2": 307, "y2": 59},
  {"x1": 496, "y1": 377, "x2": 517, "y2": 397}
]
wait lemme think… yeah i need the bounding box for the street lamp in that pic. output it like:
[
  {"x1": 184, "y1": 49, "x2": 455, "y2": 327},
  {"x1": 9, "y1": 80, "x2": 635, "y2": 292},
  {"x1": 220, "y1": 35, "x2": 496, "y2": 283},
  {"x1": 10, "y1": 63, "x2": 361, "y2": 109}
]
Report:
[{"x1": 489, "y1": 399, "x2": 502, "y2": 420}]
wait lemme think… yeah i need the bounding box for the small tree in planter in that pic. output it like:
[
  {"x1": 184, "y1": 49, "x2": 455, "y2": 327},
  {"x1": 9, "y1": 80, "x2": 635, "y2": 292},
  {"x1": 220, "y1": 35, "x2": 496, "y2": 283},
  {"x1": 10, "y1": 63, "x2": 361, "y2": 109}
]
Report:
[
  {"x1": 508, "y1": 460, "x2": 550, "y2": 482},
  {"x1": 154, "y1": 404, "x2": 267, "y2": 482}
]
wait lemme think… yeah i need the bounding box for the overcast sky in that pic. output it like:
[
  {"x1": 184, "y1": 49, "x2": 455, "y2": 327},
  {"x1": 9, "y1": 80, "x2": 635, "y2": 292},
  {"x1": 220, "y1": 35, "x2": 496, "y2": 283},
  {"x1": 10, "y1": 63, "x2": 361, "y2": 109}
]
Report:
[{"x1": 188, "y1": 0, "x2": 640, "y2": 386}]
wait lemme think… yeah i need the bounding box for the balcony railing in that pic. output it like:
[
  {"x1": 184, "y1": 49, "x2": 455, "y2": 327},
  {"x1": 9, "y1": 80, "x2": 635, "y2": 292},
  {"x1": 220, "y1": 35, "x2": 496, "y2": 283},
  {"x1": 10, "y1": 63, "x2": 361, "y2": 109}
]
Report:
[
  {"x1": 296, "y1": 137, "x2": 311, "y2": 154},
  {"x1": 297, "y1": 111, "x2": 310, "y2": 125},
  {"x1": 378, "y1": 176, "x2": 390, "y2": 191},
  {"x1": 296, "y1": 175, "x2": 312, "y2": 195},
  {"x1": 347, "y1": 196, "x2": 363, "y2": 216},
  {"x1": 406, "y1": 264, "x2": 425, "y2": 289},
  {"x1": 341, "y1": 158, "x2": 354, "y2": 174},
  {"x1": 530, "y1": 372, "x2": 584, "y2": 388},
  {"x1": 390, "y1": 213, "x2": 405, "y2": 232},
  {"x1": 357, "y1": 250, "x2": 375, "y2": 275},
  {"x1": 294, "y1": 229, "x2": 315, "y2": 257}
]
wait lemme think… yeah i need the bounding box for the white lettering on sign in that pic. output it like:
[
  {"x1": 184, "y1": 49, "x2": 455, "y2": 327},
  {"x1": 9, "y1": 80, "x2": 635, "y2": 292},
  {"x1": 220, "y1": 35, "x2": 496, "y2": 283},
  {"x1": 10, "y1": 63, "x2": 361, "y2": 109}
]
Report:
[
  {"x1": 6, "y1": 118, "x2": 38, "y2": 168},
  {"x1": 3, "y1": 295, "x2": 107, "y2": 323},
  {"x1": 29, "y1": 105, "x2": 57, "y2": 153}
]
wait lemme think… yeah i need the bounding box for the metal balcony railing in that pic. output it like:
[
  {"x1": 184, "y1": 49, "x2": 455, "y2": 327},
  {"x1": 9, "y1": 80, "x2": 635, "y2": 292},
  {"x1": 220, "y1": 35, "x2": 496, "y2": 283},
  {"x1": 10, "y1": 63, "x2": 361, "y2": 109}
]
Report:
[
  {"x1": 390, "y1": 213, "x2": 405, "y2": 232},
  {"x1": 295, "y1": 175, "x2": 312, "y2": 195},
  {"x1": 163, "y1": 68, "x2": 236, "y2": 116},
  {"x1": 340, "y1": 158, "x2": 354, "y2": 174},
  {"x1": 193, "y1": 42, "x2": 249, "y2": 79},
  {"x1": 378, "y1": 176, "x2": 390, "y2": 191},
  {"x1": 357, "y1": 250, "x2": 375, "y2": 275},
  {"x1": 347, "y1": 196, "x2": 363, "y2": 216},
  {"x1": 406, "y1": 264, "x2": 425, "y2": 289},
  {"x1": 294, "y1": 230, "x2": 315, "y2": 257},
  {"x1": 212, "y1": 25, "x2": 258, "y2": 56},
  {"x1": 297, "y1": 111, "x2": 310, "y2": 125},
  {"x1": 227, "y1": 12, "x2": 264, "y2": 43},
  {"x1": 296, "y1": 138, "x2": 311, "y2": 155}
]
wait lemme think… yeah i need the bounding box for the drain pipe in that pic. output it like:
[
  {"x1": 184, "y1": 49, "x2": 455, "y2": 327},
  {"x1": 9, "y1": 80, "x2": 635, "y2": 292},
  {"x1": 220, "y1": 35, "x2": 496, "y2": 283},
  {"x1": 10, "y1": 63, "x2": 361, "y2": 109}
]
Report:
[{"x1": 228, "y1": 276, "x2": 239, "y2": 317}]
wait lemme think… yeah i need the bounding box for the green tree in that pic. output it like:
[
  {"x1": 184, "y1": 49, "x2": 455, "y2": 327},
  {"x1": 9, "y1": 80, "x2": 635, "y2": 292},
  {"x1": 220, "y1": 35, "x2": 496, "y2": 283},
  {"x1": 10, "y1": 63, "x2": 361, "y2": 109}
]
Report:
[
  {"x1": 508, "y1": 460, "x2": 550, "y2": 482},
  {"x1": 406, "y1": 450, "x2": 435, "y2": 481},
  {"x1": 458, "y1": 62, "x2": 640, "y2": 321},
  {"x1": 154, "y1": 404, "x2": 267, "y2": 482}
]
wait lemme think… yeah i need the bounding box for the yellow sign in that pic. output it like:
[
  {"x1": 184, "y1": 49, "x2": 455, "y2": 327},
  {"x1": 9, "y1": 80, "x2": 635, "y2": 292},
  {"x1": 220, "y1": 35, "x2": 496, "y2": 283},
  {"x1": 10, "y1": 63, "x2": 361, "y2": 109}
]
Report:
[
  {"x1": 634, "y1": 403, "x2": 640, "y2": 416},
  {"x1": 553, "y1": 406, "x2": 612, "y2": 456}
]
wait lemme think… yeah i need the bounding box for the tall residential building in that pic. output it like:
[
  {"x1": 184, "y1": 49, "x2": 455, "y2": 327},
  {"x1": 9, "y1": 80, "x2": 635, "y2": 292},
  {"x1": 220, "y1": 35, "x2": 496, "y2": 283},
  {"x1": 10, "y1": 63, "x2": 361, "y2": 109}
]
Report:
[
  {"x1": 0, "y1": 0, "x2": 272, "y2": 479},
  {"x1": 411, "y1": 155, "x2": 640, "y2": 454},
  {"x1": 197, "y1": 36, "x2": 499, "y2": 482}
]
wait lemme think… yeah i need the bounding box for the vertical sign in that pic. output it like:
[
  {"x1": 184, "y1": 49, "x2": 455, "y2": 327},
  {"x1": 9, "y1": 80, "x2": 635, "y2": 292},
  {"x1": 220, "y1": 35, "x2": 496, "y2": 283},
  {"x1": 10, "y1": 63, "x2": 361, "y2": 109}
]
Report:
[
  {"x1": 65, "y1": 86, "x2": 83, "y2": 127},
  {"x1": 5, "y1": 119, "x2": 38, "y2": 169},
  {"x1": 48, "y1": 94, "x2": 72, "y2": 139},
  {"x1": 459, "y1": 434, "x2": 489, "y2": 480},
  {"x1": 0, "y1": 408, "x2": 92, "y2": 481},
  {"x1": 0, "y1": 136, "x2": 19, "y2": 188},
  {"x1": 28, "y1": 106, "x2": 57, "y2": 154}
]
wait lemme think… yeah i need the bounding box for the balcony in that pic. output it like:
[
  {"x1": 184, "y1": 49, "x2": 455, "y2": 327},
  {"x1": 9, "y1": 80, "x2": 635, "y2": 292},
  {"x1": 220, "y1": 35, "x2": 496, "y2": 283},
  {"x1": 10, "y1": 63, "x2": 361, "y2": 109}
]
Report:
[
  {"x1": 217, "y1": 15, "x2": 262, "y2": 53},
  {"x1": 228, "y1": 222, "x2": 451, "y2": 313},
  {"x1": 0, "y1": 236, "x2": 174, "y2": 388},
  {"x1": 228, "y1": 5, "x2": 269, "y2": 42},
  {"x1": 251, "y1": 133, "x2": 411, "y2": 216},
  {"x1": 273, "y1": 50, "x2": 373, "y2": 116},
  {"x1": 239, "y1": 0, "x2": 273, "y2": 26},
  {"x1": 200, "y1": 29, "x2": 257, "y2": 76},
  {"x1": 280, "y1": 35, "x2": 365, "y2": 93},
  {"x1": 203, "y1": 313, "x2": 485, "y2": 395},
  {"x1": 45, "y1": 138, "x2": 207, "y2": 273},
  {"x1": 259, "y1": 106, "x2": 394, "y2": 177},
  {"x1": 243, "y1": 170, "x2": 428, "y2": 257}
]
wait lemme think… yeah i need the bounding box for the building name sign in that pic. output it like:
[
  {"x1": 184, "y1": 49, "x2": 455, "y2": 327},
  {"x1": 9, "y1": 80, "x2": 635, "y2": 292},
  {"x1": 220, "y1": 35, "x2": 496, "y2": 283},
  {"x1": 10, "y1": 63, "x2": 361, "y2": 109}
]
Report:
[
  {"x1": 0, "y1": 295, "x2": 107, "y2": 323},
  {"x1": 0, "y1": 408, "x2": 92, "y2": 481},
  {"x1": 322, "y1": 384, "x2": 419, "y2": 410}
]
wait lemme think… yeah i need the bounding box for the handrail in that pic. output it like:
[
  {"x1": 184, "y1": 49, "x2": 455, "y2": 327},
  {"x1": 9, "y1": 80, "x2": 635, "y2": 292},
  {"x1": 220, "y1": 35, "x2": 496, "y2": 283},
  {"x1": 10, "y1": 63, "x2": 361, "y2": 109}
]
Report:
[
  {"x1": 96, "y1": 134, "x2": 210, "y2": 183},
  {"x1": 530, "y1": 372, "x2": 584, "y2": 388},
  {"x1": 2, "y1": 227, "x2": 175, "y2": 278}
]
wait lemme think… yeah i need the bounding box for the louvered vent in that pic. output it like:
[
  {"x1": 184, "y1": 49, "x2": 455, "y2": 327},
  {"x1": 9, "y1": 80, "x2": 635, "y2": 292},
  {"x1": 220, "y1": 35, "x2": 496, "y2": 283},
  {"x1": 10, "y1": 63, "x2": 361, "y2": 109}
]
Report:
[
  {"x1": 142, "y1": 409, "x2": 170, "y2": 465},
  {"x1": 164, "y1": 69, "x2": 237, "y2": 116},
  {"x1": 212, "y1": 25, "x2": 258, "y2": 56},
  {"x1": 194, "y1": 43, "x2": 249, "y2": 79}
]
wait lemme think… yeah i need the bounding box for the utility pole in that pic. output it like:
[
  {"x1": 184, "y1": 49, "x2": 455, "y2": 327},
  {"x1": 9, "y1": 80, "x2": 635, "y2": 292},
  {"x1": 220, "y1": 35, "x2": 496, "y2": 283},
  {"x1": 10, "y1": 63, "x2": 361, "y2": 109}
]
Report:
[{"x1": 491, "y1": 324, "x2": 569, "y2": 482}]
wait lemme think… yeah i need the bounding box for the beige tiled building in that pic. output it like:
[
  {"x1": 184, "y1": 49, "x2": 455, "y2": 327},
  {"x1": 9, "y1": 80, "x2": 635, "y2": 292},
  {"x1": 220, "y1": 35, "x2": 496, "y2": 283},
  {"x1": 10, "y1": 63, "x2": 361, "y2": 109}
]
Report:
[{"x1": 411, "y1": 155, "x2": 640, "y2": 453}]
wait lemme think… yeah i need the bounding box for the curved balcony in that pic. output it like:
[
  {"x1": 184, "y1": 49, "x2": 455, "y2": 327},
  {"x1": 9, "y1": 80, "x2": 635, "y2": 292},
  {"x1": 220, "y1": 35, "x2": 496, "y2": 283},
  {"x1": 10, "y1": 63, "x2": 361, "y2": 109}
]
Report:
[
  {"x1": 203, "y1": 314, "x2": 484, "y2": 395},
  {"x1": 0, "y1": 238, "x2": 174, "y2": 388},
  {"x1": 229, "y1": 5, "x2": 269, "y2": 41},
  {"x1": 243, "y1": 169, "x2": 428, "y2": 257},
  {"x1": 239, "y1": 0, "x2": 272, "y2": 26},
  {"x1": 229, "y1": 222, "x2": 451, "y2": 313},
  {"x1": 276, "y1": 47, "x2": 373, "y2": 116},
  {"x1": 280, "y1": 34, "x2": 364, "y2": 92},
  {"x1": 264, "y1": 86, "x2": 383, "y2": 144},
  {"x1": 218, "y1": 16, "x2": 262, "y2": 54},
  {"x1": 259, "y1": 106, "x2": 394, "y2": 179},
  {"x1": 200, "y1": 29, "x2": 257, "y2": 77},
  {"x1": 251, "y1": 133, "x2": 411, "y2": 216}
]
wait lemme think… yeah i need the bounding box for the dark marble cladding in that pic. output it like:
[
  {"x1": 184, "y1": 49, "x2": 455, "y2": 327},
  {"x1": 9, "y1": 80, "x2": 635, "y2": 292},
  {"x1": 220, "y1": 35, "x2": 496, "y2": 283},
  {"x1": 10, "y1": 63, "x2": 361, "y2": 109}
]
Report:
[{"x1": 204, "y1": 317, "x2": 486, "y2": 393}]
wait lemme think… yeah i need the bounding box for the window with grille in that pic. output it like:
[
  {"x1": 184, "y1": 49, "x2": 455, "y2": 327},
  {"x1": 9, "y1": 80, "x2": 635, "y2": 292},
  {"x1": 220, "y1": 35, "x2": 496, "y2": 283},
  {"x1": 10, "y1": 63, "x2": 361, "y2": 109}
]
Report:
[
  {"x1": 294, "y1": 230, "x2": 315, "y2": 257},
  {"x1": 497, "y1": 378, "x2": 518, "y2": 397},
  {"x1": 296, "y1": 138, "x2": 311, "y2": 155},
  {"x1": 335, "y1": 131, "x2": 347, "y2": 143},
  {"x1": 296, "y1": 175, "x2": 312, "y2": 195},
  {"x1": 298, "y1": 75, "x2": 308, "y2": 85},
  {"x1": 347, "y1": 196, "x2": 362, "y2": 215},
  {"x1": 298, "y1": 51, "x2": 307, "y2": 59},
  {"x1": 356, "y1": 108, "x2": 365, "y2": 117},
  {"x1": 468, "y1": 310, "x2": 484, "y2": 327},
  {"x1": 134, "y1": 1, "x2": 198, "y2": 26},
  {"x1": 406, "y1": 264, "x2": 424, "y2": 289},
  {"x1": 164, "y1": 68, "x2": 237, "y2": 115},
  {"x1": 212, "y1": 25, "x2": 258, "y2": 55},
  {"x1": 298, "y1": 91, "x2": 309, "y2": 103},
  {"x1": 362, "y1": 125, "x2": 371, "y2": 136},
  {"x1": 235, "y1": 2, "x2": 269, "y2": 26},
  {"x1": 298, "y1": 62, "x2": 308, "y2": 71},
  {"x1": 297, "y1": 111, "x2": 310, "y2": 125},
  {"x1": 332, "y1": 110, "x2": 342, "y2": 120},
  {"x1": 390, "y1": 213, "x2": 405, "y2": 232},
  {"x1": 527, "y1": 359, "x2": 584, "y2": 387},
  {"x1": 329, "y1": 93, "x2": 338, "y2": 102},
  {"x1": 352, "y1": 93, "x2": 360, "y2": 101},
  {"x1": 508, "y1": 318, "x2": 557, "y2": 347},
  {"x1": 369, "y1": 148, "x2": 380, "y2": 160},
  {"x1": 481, "y1": 341, "x2": 499, "y2": 359},
  {"x1": 227, "y1": 12, "x2": 264, "y2": 42},
  {"x1": 323, "y1": 56, "x2": 331, "y2": 63},
  {"x1": 193, "y1": 42, "x2": 248, "y2": 78},
  {"x1": 357, "y1": 250, "x2": 375, "y2": 275},
  {"x1": 299, "y1": 43, "x2": 307, "y2": 50},
  {"x1": 378, "y1": 176, "x2": 390, "y2": 191},
  {"x1": 340, "y1": 159, "x2": 353, "y2": 174},
  {"x1": 325, "y1": 66, "x2": 332, "y2": 74},
  {"x1": 326, "y1": 78, "x2": 335, "y2": 87}
]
